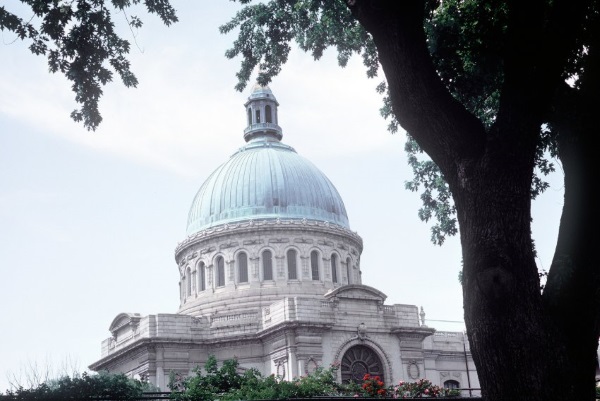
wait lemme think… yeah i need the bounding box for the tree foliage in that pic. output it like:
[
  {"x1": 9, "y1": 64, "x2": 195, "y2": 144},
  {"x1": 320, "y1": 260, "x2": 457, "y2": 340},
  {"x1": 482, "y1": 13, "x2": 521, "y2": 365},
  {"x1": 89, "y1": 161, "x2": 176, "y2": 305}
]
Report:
[
  {"x1": 219, "y1": 0, "x2": 379, "y2": 92},
  {"x1": 0, "y1": 1, "x2": 177, "y2": 130},
  {"x1": 220, "y1": 0, "x2": 568, "y2": 246}
]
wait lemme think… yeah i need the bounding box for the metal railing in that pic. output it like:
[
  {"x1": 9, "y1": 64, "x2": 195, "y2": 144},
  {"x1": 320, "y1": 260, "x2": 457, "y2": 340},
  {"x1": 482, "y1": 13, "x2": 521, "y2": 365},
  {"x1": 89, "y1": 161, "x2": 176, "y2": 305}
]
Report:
[{"x1": 0, "y1": 390, "x2": 485, "y2": 400}]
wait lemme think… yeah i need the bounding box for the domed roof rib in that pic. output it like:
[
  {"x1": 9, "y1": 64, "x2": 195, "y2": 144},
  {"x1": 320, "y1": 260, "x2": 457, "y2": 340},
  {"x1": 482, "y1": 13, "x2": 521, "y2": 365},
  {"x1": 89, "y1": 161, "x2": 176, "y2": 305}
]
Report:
[{"x1": 225, "y1": 149, "x2": 246, "y2": 213}]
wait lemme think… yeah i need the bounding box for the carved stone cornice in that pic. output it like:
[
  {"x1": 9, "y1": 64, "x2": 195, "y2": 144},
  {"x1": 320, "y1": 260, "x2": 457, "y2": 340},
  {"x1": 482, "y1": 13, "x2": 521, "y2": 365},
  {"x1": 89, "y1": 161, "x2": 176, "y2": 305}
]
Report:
[
  {"x1": 174, "y1": 218, "x2": 363, "y2": 260},
  {"x1": 391, "y1": 326, "x2": 436, "y2": 342}
]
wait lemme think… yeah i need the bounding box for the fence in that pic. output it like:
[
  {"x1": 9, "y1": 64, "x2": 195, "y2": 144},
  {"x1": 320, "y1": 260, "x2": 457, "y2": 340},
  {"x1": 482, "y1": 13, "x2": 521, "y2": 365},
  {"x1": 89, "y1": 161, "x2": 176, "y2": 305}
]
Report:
[
  {"x1": 0, "y1": 394, "x2": 483, "y2": 401},
  {"x1": 6, "y1": 388, "x2": 600, "y2": 400},
  {"x1": 0, "y1": 393, "x2": 172, "y2": 401}
]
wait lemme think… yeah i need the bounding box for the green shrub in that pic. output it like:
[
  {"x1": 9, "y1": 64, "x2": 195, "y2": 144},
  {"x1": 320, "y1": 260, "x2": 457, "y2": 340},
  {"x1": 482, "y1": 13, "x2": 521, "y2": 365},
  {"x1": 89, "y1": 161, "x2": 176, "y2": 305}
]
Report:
[
  {"x1": 392, "y1": 378, "x2": 459, "y2": 398},
  {"x1": 169, "y1": 356, "x2": 463, "y2": 400},
  {"x1": 3, "y1": 371, "x2": 152, "y2": 400},
  {"x1": 169, "y1": 355, "x2": 351, "y2": 401}
]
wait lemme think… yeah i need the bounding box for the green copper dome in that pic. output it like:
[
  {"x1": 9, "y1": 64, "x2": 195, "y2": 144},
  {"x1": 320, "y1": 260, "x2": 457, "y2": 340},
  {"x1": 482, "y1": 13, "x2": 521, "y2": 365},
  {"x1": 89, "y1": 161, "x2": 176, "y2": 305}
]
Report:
[{"x1": 186, "y1": 85, "x2": 350, "y2": 235}]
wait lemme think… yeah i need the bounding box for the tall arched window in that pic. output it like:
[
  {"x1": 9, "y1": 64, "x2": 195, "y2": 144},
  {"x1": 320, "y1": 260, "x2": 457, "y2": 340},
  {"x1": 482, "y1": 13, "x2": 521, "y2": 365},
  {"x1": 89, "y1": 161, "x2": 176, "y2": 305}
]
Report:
[
  {"x1": 331, "y1": 254, "x2": 338, "y2": 283},
  {"x1": 255, "y1": 109, "x2": 261, "y2": 123},
  {"x1": 186, "y1": 267, "x2": 192, "y2": 296},
  {"x1": 287, "y1": 249, "x2": 297, "y2": 280},
  {"x1": 238, "y1": 252, "x2": 248, "y2": 283},
  {"x1": 346, "y1": 257, "x2": 352, "y2": 285},
  {"x1": 262, "y1": 250, "x2": 273, "y2": 280},
  {"x1": 216, "y1": 256, "x2": 225, "y2": 287},
  {"x1": 311, "y1": 250, "x2": 320, "y2": 280},
  {"x1": 247, "y1": 108, "x2": 252, "y2": 125},
  {"x1": 265, "y1": 105, "x2": 272, "y2": 123},
  {"x1": 198, "y1": 262, "x2": 206, "y2": 291}
]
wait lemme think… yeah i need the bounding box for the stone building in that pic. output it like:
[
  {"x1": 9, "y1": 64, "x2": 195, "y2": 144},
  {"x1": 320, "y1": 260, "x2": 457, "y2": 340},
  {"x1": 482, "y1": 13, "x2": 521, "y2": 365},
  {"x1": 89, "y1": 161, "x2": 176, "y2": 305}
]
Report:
[{"x1": 89, "y1": 84, "x2": 480, "y2": 394}]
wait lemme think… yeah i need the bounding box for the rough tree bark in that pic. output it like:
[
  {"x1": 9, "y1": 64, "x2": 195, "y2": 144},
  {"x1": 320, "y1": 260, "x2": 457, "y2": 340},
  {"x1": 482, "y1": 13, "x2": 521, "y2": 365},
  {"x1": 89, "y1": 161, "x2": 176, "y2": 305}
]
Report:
[{"x1": 347, "y1": 1, "x2": 599, "y2": 400}]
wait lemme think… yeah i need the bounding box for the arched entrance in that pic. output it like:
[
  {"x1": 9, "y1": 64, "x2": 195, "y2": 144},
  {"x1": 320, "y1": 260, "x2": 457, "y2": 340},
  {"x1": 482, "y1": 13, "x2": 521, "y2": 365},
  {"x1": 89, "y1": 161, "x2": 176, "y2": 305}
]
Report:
[{"x1": 340, "y1": 345, "x2": 384, "y2": 384}]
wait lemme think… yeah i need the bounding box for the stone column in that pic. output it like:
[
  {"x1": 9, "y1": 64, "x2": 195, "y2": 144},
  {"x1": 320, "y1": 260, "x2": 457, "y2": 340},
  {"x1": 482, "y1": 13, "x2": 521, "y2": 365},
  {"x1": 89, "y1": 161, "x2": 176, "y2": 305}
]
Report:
[
  {"x1": 323, "y1": 257, "x2": 331, "y2": 280},
  {"x1": 250, "y1": 256, "x2": 260, "y2": 284},
  {"x1": 275, "y1": 255, "x2": 285, "y2": 279},
  {"x1": 226, "y1": 259, "x2": 235, "y2": 286},
  {"x1": 301, "y1": 256, "x2": 309, "y2": 279},
  {"x1": 286, "y1": 332, "x2": 298, "y2": 378}
]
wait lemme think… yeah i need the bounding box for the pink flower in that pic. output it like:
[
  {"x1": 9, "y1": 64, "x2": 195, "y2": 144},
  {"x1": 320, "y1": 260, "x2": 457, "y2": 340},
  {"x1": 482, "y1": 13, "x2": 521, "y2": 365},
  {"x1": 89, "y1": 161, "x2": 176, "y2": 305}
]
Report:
[
  {"x1": 354, "y1": 394, "x2": 359, "y2": 398},
  {"x1": 424, "y1": 389, "x2": 430, "y2": 394}
]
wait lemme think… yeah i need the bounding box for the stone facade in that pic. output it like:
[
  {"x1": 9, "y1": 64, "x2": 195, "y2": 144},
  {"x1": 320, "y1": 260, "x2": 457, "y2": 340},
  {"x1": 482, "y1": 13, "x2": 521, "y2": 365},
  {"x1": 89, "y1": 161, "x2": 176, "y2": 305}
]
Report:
[
  {"x1": 91, "y1": 291, "x2": 479, "y2": 394},
  {"x1": 89, "y1": 84, "x2": 480, "y2": 396}
]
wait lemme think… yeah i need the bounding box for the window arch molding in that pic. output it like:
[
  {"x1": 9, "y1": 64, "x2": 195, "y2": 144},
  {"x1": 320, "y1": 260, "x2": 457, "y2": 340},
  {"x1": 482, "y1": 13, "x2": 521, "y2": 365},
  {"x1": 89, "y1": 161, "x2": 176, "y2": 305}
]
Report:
[
  {"x1": 330, "y1": 252, "x2": 340, "y2": 284},
  {"x1": 197, "y1": 260, "x2": 206, "y2": 292},
  {"x1": 265, "y1": 104, "x2": 273, "y2": 123},
  {"x1": 346, "y1": 256, "x2": 352, "y2": 285},
  {"x1": 333, "y1": 338, "x2": 392, "y2": 385},
  {"x1": 214, "y1": 254, "x2": 226, "y2": 288},
  {"x1": 235, "y1": 250, "x2": 249, "y2": 284},
  {"x1": 260, "y1": 247, "x2": 275, "y2": 281},
  {"x1": 444, "y1": 380, "x2": 460, "y2": 390},
  {"x1": 286, "y1": 247, "x2": 300, "y2": 280},
  {"x1": 310, "y1": 249, "x2": 321, "y2": 281},
  {"x1": 185, "y1": 266, "x2": 192, "y2": 297}
]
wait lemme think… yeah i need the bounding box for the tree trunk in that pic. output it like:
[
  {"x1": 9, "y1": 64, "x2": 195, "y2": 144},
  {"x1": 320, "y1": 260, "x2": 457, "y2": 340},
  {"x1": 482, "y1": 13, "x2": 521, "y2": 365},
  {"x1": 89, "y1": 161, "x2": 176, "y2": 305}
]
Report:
[
  {"x1": 348, "y1": 1, "x2": 598, "y2": 400},
  {"x1": 544, "y1": 27, "x2": 600, "y2": 398}
]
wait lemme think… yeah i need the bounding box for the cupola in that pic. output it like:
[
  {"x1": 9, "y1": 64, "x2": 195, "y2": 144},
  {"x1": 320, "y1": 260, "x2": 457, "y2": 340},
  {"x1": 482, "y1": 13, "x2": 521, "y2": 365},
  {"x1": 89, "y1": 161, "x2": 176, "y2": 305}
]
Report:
[{"x1": 243, "y1": 83, "x2": 282, "y2": 142}]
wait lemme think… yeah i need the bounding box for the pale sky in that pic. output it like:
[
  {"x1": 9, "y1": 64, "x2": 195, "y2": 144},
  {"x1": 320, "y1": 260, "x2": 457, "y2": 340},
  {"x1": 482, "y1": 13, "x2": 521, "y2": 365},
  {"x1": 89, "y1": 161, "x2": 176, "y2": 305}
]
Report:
[{"x1": 0, "y1": 1, "x2": 564, "y2": 392}]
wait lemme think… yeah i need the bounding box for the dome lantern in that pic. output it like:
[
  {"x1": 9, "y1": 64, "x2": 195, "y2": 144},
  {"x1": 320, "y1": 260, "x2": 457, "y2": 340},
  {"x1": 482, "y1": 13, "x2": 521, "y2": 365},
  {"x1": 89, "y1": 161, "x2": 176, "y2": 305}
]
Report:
[{"x1": 243, "y1": 83, "x2": 283, "y2": 142}]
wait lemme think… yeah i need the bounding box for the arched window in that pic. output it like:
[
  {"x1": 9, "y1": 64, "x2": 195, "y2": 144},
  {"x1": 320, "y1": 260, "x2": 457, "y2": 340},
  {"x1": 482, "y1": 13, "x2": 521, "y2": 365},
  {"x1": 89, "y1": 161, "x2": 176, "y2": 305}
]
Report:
[
  {"x1": 216, "y1": 256, "x2": 225, "y2": 287},
  {"x1": 255, "y1": 109, "x2": 261, "y2": 123},
  {"x1": 311, "y1": 250, "x2": 320, "y2": 280},
  {"x1": 331, "y1": 254, "x2": 338, "y2": 283},
  {"x1": 444, "y1": 380, "x2": 460, "y2": 390},
  {"x1": 346, "y1": 257, "x2": 352, "y2": 284},
  {"x1": 262, "y1": 250, "x2": 273, "y2": 280},
  {"x1": 198, "y1": 262, "x2": 206, "y2": 291},
  {"x1": 340, "y1": 345, "x2": 384, "y2": 384},
  {"x1": 238, "y1": 252, "x2": 248, "y2": 283},
  {"x1": 287, "y1": 249, "x2": 297, "y2": 280},
  {"x1": 265, "y1": 105, "x2": 272, "y2": 123},
  {"x1": 247, "y1": 108, "x2": 252, "y2": 125},
  {"x1": 186, "y1": 267, "x2": 192, "y2": 296}
]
